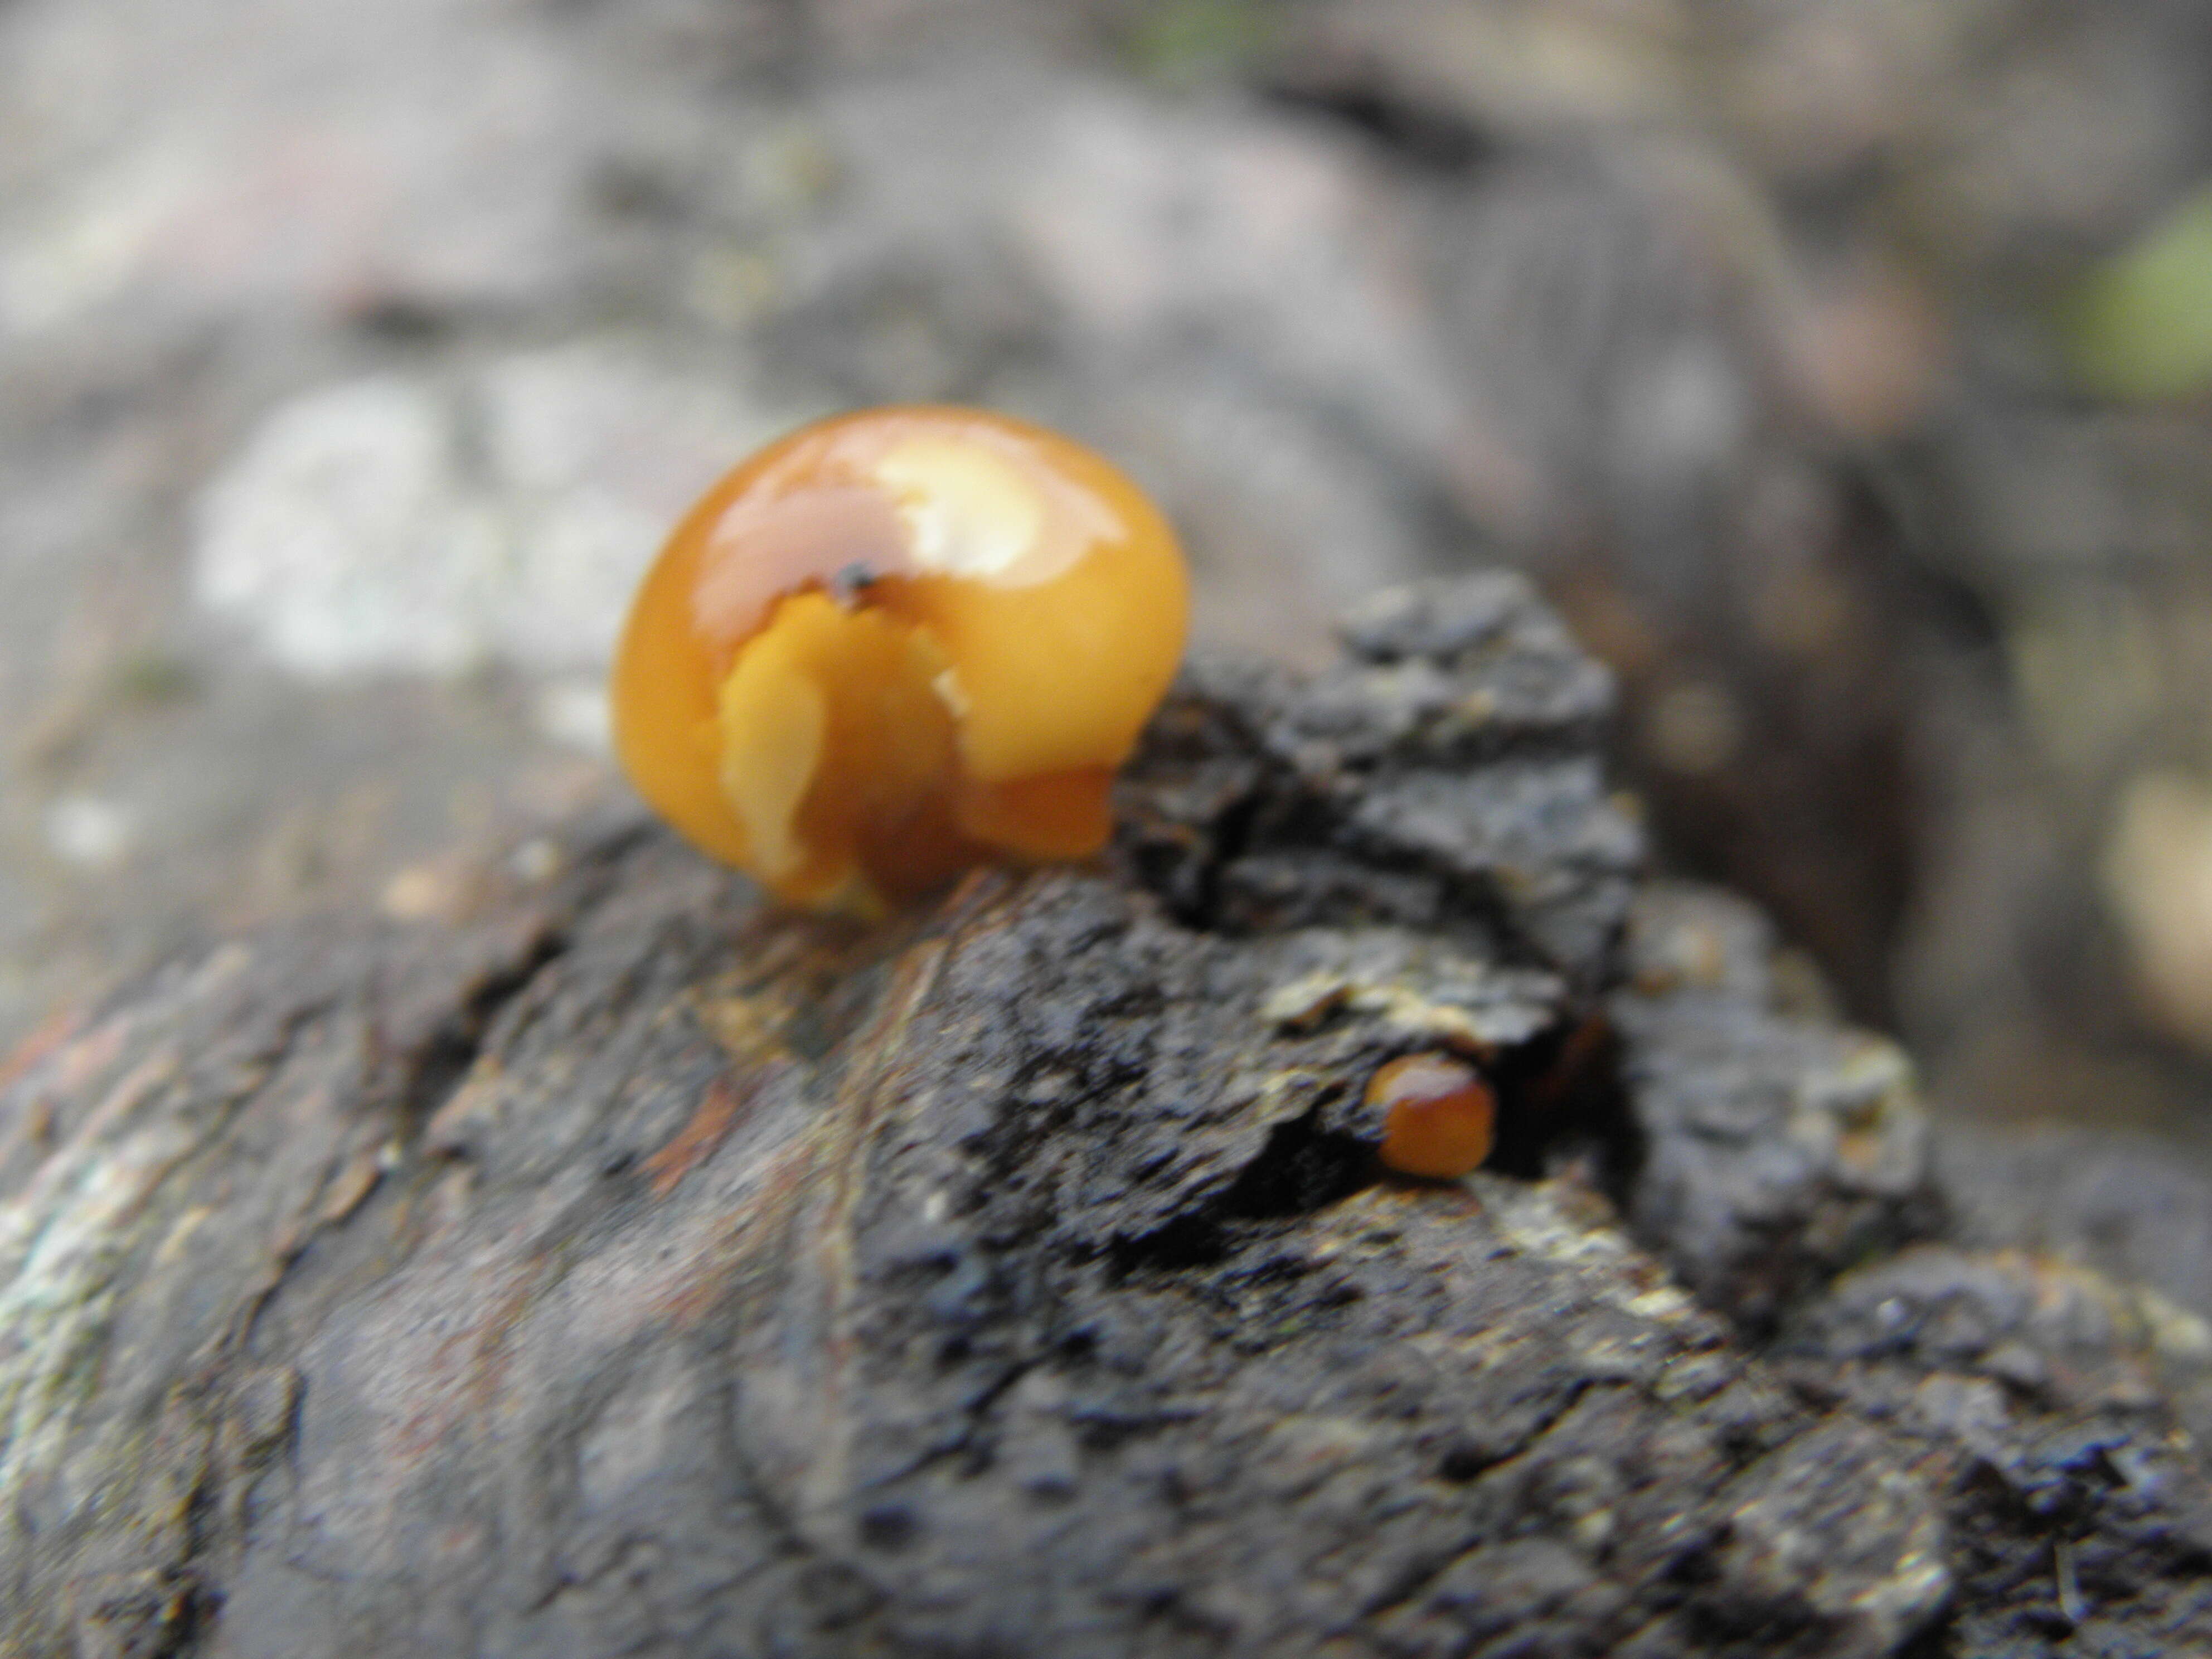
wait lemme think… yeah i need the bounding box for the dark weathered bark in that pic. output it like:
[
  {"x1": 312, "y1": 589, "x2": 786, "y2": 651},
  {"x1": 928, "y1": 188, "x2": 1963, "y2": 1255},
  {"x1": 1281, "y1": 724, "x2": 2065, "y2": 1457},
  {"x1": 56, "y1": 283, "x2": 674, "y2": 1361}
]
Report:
[{"x1": 2, "y1": 577, "x2": 2208, "y2": 1656}]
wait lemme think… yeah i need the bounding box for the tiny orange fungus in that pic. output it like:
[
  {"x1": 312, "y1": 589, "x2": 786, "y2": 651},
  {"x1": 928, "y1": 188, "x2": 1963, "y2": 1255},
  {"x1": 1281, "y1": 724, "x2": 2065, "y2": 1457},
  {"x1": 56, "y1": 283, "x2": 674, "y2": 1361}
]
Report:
[{"x1": 1371, "y1": 1052, "x2": 1496, "y2": 1179}]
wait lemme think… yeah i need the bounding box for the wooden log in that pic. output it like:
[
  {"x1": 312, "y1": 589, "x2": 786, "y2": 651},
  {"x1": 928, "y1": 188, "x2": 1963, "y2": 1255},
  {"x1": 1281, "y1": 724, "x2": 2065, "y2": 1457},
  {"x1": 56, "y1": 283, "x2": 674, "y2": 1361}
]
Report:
[{"x1": 2, "y1": 578, "x2": 2206, "y2": 1656}]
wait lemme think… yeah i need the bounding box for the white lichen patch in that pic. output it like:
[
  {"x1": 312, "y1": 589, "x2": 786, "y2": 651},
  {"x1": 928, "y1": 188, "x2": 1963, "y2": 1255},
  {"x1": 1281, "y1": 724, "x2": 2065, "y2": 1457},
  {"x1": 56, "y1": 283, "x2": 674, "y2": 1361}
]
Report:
[
  {"x1": 1482, "y1": 1176, "x2": 1700, "y2": 1328},
  {"x1": 1788, "y1": 1034, "x2": 1927, "y2": 1197},
  {"x1": 0, "y1": 1109, "x2": 200, "y2": 1496},
  {"x1": 0, "y1": 943, "x2": 256, "y2": 1506},
  {"x1": 193, "y1": 342, "x2": 801, "y2": 680},
  {"x1": 535, "y1": 677, "x2": 613, "y2": 754},
  {"x1": 1259, "y1": 930, "x2": 1563, "y2": 1052},
  {"x1": 42, "y1": 794, "x2": 133, "y2": 869},
  {"x1": 2140, "y1": 1286, "x2": 2212, "y2": 1361}
]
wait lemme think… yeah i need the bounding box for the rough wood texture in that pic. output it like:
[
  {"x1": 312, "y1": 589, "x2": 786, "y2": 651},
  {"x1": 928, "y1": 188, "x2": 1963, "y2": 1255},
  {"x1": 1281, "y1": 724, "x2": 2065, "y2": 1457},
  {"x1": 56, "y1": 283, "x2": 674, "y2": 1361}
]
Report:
[{"x1": 2, "y1": 577, "x2": 2208, "y2": 1656}]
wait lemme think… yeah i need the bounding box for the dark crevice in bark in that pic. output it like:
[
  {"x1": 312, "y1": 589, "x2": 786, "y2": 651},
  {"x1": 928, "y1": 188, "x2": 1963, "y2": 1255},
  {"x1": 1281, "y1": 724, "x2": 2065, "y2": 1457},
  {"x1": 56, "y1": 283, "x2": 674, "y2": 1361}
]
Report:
[
  {"x1": 387, "y1": 931, "x2": 570, "y2": 1135},
  {"x1": 1259, "y1": 80, "x2": 1501, "y2": 174},
  {"x1": 1217, "y1": 1108, "x2": 1375, "y2": 1220},
  {"x1": 1489, "y1": 1006, "x2": 1640, "y2": 1197}
]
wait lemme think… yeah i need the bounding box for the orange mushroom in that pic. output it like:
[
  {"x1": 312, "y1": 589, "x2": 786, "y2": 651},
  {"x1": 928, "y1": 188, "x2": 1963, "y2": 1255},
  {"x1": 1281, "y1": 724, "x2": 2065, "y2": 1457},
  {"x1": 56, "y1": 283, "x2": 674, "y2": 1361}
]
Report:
[
  {"x1": 612, "y1": 406, "x2": 1189, "y2": 915},
  {"x1": 1370, "y1": 1053, "x2": 1496, "y2": 1178}
]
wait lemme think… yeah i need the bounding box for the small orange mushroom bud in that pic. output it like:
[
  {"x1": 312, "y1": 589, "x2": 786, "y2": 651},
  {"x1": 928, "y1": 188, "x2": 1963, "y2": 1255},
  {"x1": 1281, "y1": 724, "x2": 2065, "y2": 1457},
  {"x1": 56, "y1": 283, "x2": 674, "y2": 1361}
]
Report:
[
  {"x1": 612, "y1": 406, "x2": 1190, "y2": 914},
  {"x1": 1371, "y1": 1053, "x2": 1496, "y2": 1179}
]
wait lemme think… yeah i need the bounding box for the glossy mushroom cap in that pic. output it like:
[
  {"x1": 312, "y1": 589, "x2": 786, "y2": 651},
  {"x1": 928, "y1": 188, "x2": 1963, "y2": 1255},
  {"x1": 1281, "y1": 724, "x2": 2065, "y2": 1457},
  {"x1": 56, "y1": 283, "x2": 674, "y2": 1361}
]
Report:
[
  {"x1": 1371, "y1": 1054, "x2": 1496, "y2": 1179},
  {"x1": 612, "y1": 406, "x2": 1190, "y2": 914}
]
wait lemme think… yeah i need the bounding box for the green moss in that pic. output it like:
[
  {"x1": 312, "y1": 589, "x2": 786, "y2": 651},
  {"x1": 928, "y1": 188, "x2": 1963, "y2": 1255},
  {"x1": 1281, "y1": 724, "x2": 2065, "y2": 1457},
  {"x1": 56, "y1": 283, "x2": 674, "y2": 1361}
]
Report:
[
  {"x1": 109, "y1": 649, "x2": 201, "y2": 707},
  {"x1": 1124, "y1": 0, "x2": 1278, "y2": 83},
  {"x1": 2068, "y1": 182, "x2": 2212, "y2": 402}
]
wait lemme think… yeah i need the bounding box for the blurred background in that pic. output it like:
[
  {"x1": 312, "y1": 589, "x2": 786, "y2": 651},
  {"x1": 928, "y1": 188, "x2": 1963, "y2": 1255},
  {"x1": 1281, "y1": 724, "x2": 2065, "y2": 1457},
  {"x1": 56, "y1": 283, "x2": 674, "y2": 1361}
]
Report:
[{"x1": 4, "y1": 0, "x2": 2212, "y2": 1157}]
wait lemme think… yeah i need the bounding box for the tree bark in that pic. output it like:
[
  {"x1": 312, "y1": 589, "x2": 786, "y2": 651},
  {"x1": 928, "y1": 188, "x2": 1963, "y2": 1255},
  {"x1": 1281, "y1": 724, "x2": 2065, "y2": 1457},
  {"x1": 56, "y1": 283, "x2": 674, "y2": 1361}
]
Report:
[{"x1": 4, "y1": 577, "x2": 2209, "y2": 1656}]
